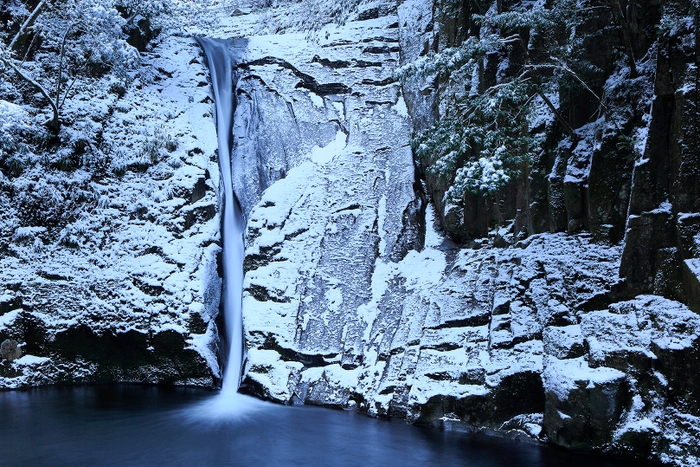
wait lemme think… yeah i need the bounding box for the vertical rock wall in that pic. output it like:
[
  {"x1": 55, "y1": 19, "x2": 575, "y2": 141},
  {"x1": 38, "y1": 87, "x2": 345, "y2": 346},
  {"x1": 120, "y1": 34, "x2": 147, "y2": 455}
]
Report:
[
  {"x1": 237, "y1": 1, "x2": 700, "y2": 466},
  {"x1": 1, "y1": 1, "x2": 698, "y2": 465}
]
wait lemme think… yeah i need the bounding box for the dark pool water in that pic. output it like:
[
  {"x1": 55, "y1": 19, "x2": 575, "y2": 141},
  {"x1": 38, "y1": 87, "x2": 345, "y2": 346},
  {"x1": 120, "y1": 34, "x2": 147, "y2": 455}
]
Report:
[{"x1": 0, "y1": 385, "x2": 646, "y2": 467}]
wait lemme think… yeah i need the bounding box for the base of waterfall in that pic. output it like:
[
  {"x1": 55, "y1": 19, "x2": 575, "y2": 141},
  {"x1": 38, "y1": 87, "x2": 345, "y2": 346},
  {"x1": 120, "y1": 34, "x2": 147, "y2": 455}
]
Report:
[
  {"x1": 0, "y1": 385, "x2": 644, "y2": 467},
  {"x1": 183, "y1": 391, "x2": 269, "y2": 423}
]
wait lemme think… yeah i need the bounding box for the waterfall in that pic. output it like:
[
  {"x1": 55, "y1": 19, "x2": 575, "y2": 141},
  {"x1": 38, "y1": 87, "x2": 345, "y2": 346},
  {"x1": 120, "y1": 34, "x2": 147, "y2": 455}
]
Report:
[{"x1": 196, "y1": 37, "x2": 245, "y2": 394}]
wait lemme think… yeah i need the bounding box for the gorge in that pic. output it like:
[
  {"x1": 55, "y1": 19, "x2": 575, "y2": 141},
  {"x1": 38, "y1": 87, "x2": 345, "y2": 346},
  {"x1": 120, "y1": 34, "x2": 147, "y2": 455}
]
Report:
[{"x1": 0, "y1": 0, "x2": 699, "y2": 466}]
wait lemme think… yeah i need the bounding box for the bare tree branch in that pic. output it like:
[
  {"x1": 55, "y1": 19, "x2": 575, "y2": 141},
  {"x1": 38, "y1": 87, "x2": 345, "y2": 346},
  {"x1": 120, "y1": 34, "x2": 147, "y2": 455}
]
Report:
[
  {"x1": 0, "y1": 55, "x2": 59, "y2": 126},
  {"x1": 526, "y1": 60, "x2": 606, "y2": 109},
  {"x1": 55, "y1": 22, "x2": 78, "y2": 113},
  {"x1": 8, "y1": 0, "x2": 52, "y2": 51},
  {"x1": 606, "y1": 0, "x2": 637, "y2": 77},
  {"x1": 536, "y1": 88, "x2": 573, "y2": 137},
  {"x1": 59, "y1": 61, "x2": 89, "y2": 111}
]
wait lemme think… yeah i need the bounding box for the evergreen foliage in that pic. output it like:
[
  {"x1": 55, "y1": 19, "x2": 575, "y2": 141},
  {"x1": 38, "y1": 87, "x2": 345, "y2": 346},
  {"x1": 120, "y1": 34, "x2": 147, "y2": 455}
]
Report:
[{"x1": 401, "y1": 0, "x2": 592, "y2": 201}]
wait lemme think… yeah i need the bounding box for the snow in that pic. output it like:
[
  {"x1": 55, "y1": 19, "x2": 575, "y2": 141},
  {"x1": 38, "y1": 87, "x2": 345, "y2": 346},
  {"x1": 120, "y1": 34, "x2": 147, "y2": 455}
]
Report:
[
  {"x1": 423, "y1": 202, "x2": 443, "y2": 249},
  {"x1": 1, "y1": 1, "x2": 699, "y2": 462},
  {"x1": 0, "y1": 100, "x2": 29, "y2": 150},
  {"x1": 309, "y1": 92, "x2": 324, "y2": 108},
  {"x1": 12, "y1": 355, "x2": 50, "y2": 366},
  {"x1": 634, "y1": 125, "x2": 649, "y2": 157},
  {"x1": 392, "y1": 96, "x2": 409, "y2": 117},
  {"x1": 0, "y1": 309, "x2": 21, "y2": 328},
  {"x1": 648, "y1": 200, "x2": 673, "y2": 215},
  {"x1": 528, "y1": 92, "x2": 557, "y2": 130},
  {"x1": 686, "y1": 258, "x2": 700, "y2": 277},
  {"x1": 0, "y1": 29, "x2": 227, "y2": 387},
  {"x1": 565, "y1": 121, "x2": 603, "y2": 184},
  {"x1": 453, "y1": 156, "x2": 510, "y2": 196},
  {"x1": 310, "y1": 130, "x2": 348, "y2": 164},
  {"x1": 543, "y1": 356, "x2": 625, "y2": 401},
  {"x1": 12, "y1": 226, "x2": 47, "y2": 241}
]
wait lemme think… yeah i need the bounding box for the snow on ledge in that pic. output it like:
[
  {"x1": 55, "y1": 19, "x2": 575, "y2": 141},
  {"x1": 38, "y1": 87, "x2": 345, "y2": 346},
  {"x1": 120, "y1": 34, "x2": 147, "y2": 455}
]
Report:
[
  {"x1": 12, "y1": 355, "x2": 50, "y2": 366},
  {"x1": 543, "y1": 356, "x2": 625, "y2": 401}
]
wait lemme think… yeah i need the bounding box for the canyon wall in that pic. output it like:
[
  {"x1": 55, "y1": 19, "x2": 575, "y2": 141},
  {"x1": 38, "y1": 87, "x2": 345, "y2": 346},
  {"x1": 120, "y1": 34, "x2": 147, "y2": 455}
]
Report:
[
  {"x1": 0, "y1": 1, "x2": 699, "y2": 465},
  {"x1": 0, "y1": 36, "x2": 225, "y2": 387},
  {"x1": 235, "y1": 1, "x2": 700, "y2": 466}
]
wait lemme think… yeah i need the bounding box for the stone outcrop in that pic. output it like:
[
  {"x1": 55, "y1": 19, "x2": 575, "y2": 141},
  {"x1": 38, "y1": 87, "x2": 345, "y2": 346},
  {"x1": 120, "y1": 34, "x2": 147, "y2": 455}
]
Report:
[
  {"x1": 1, "y1": 1, "x2": 699, "y2": 466},
  {"x1": 544, "y1": 296, "x2": 700, "y2": 461},
  {"x1": 401, "y1": 0, "x2": 700, "y2": 310}
]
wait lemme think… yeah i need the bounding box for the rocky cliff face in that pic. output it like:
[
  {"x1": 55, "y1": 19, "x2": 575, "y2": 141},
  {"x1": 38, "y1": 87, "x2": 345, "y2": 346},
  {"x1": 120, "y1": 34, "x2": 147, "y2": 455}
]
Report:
[
  {"x1": 394, "y1": 1, "x2": 700, "y2": 463},
  {"x1": 230, "y1": 1, "x2": 700, "y2": 466},
  {"x1": 1, "y1": 0, "x2": 699, "y2": 465},
  {"x1": 407, "y1": 0, "x2": 700, "y2": 311}
]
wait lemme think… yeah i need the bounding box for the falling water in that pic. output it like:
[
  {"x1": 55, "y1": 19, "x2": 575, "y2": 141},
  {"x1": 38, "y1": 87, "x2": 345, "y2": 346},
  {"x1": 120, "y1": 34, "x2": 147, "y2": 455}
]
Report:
[{"x1": 196, "y1": 37, "x2": 245, "y2": 396}]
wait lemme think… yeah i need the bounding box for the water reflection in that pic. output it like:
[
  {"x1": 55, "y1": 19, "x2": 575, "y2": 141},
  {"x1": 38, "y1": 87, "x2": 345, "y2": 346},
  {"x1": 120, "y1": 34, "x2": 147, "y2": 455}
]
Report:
[{"x1": 0, "y1": 386, "x2": 648, "y2": 467}]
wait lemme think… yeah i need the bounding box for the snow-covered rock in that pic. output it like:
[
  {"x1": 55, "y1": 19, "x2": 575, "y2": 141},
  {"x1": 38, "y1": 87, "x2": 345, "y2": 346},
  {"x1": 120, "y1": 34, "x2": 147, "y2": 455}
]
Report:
[
  {"x1": 210, "y1": 2, "x2": 700, "y2": 466},
  {"x1": 545, "y1": 296, "x2": 700, "y2": 466},
  {"x1": 0, "y1": 35, "x2": 224, "y2": 388},
  {"x1": 2, "y1": 1, "x2": 699, "y2": 466}
]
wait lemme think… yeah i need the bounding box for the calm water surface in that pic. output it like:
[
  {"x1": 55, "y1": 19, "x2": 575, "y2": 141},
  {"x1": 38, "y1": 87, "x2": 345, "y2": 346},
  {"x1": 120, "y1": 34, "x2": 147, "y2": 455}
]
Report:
[{"x1": 0, "y1": 385, "x2": 645, "y2": 467}]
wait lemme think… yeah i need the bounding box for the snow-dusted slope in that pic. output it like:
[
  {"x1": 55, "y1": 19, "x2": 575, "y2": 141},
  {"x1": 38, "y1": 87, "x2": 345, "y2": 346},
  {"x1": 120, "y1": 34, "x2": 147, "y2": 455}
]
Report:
[
  {"x1": 0, "y1": 35, "x2": 225, "y2": 387},
  {"x1": 2, "y1": 0, "x2": 699, "y2": 465}
]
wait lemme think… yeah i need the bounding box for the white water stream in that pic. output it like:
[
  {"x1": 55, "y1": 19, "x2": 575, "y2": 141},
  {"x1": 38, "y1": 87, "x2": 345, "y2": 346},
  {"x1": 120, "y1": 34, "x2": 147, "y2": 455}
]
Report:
[{"x1": 196, "y1": 37, "x2": 245, "y2": 396}]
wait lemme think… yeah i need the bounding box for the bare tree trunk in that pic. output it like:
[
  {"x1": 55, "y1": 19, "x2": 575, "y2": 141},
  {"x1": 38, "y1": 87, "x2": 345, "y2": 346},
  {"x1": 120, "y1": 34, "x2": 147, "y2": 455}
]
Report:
[
  {"x1": 522, "y1": 159, "x2": 534, "y2": 236},
  {"x1": 608, "y1": 0, "x2": 637, "y2": 77},
  {"x1": 1, "y1": 57, "x2": 60, "y2": 132},
  {"x1": 537, "y1": 88, "x2": 574, "y2": 136},
  {"x1": 4, "y1": 0, "x2": 61, "y2": 133}
]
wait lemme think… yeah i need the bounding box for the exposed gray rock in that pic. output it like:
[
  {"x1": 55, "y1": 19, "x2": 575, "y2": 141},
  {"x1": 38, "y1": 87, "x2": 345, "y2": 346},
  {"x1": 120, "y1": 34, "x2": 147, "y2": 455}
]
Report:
[
  {"x1": 0, "y1": 339, "x2": 21, "y2": 362},
  {"x1": 396, "y1": 0, "x2": 437, "y2": 132},
  {"x1": 2, "y1": 1, "x2": 699, "y2": 466},
  {"x1": 544, "y1": 296, "x2": 700, "y2": 463}
]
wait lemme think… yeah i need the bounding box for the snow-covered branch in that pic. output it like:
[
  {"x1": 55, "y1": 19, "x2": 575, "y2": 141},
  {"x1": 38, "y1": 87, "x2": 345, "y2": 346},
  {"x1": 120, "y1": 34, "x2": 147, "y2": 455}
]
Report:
[{"x1": 8, "y1": 0, "x2": 52, "y2": 51}]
